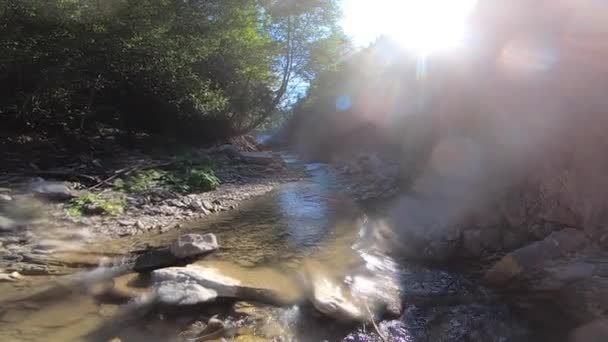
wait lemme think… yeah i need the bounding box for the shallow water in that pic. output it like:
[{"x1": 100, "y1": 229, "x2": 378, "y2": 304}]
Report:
[{"x1": 0, "y1": 159, "x2": 385, "y2": 341}]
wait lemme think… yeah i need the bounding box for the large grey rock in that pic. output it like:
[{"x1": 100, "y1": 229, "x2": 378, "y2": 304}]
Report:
[
  {"x1": 151, "y1": 261, "x2": 302, "y2": 306},
  {"x1": 170, "y1": 233, "x2": 218, "y2": 258},
  {"x1": 29, "y1": 179, "x2": 73, "y2": 201},
  {"x1": 483, "y1": 228, "x2": 590, "y2": 286},
  {"x1": 483, "y1": 228, "x2": 608, "y2": 324}
]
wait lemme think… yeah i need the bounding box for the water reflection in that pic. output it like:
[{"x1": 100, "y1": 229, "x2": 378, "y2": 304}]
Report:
[{"x1": 276, "y1": 162, "x2": 343, "y2": 247}]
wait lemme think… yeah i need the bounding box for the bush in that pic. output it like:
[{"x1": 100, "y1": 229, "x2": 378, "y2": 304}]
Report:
[
  {"x1": 68, "y1": 192, "x2": 126, "y2": 217},
  {"x1": 113, "y1": 169, "x2": 167, "y2": 194},
  {"x1": 113, "y1": 163, "x2": 221, "y2": 195},
  {"x1": 185, "y1": 167, "x2": 221, "y2": 192}
]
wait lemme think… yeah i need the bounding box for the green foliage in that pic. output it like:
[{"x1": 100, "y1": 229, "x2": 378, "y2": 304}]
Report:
[
  {"x1": 113, "y1": 169, "x2": 167, "y2": 193},
  {"x1": 0, "y1": 0, "x2": 347, "y2": 141},
  {"x1": 185, "y1": 167, "x2": 221, "y2": 192},
  {"x1": 68, "y1": 192, "x2": 126, "y2": 217},
  {"x1": 114, "y1": 162, "x2": 220, "y2": 194}
]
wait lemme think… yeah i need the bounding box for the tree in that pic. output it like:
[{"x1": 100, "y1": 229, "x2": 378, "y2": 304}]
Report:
[{"x1": 0, "y1": 0, "x2": 348, "y2": 142}]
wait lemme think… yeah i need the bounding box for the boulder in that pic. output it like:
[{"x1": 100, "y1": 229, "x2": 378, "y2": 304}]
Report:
[
  {"x1": 483, "y1": 228, "x2": 608, "y2": 324},
  {"x1": 170, "y1": 233, "x2": 218, "y2": 258},
  {"x1": 483, "y1": 228, "x2": 590, "y2": 286},
  {"x1": 29, "y1": 179, "x2": 73, "y2": 201},
  {"x1": 0, "y1": 194, "x2": 12, "y2": 202},
  {"x1": 151, "y1": 261, "x2": 303, "y2": 306}
]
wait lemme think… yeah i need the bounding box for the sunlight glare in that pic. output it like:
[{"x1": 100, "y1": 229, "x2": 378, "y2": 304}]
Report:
[{"x1": 342, "y1": 0, "x2": 478, "y2": 56}]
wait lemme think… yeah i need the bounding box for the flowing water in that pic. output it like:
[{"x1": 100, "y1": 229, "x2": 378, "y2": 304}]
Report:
[{"x1": 0, "y1": 157, "x2": 532, "y2": 341}]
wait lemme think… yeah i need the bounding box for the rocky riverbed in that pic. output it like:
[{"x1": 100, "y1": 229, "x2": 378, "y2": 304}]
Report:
[{"x1": 0, "y1": 149, "x2": 605, "y2": 341}]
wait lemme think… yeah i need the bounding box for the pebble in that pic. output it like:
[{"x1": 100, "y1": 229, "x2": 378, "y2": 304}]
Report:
[{"x1": 135, "y1": 220, "x2": 147, "y2": 230}]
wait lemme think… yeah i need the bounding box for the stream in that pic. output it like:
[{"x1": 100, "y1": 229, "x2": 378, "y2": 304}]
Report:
[{"x1": 0, "y1": 156, "x2": 534, "y2": 341}]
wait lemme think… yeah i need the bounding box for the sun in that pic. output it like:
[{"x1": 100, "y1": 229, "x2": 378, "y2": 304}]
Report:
[{"x1": 341, "y1": 0, "x2": 478, "y2": 57}]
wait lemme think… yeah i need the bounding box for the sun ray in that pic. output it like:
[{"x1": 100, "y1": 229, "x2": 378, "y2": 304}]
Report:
[{"x1": 341, "y1": 0, "x2": 478, "y2": 57}]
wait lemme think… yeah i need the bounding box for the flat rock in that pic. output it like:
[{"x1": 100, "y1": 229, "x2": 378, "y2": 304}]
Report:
[
  {"x1": 151, "y1": 261, "x2": 303, "y2": 306},
  {"x1": 29, "y1": 180, "x2": 73, "y2": 201},
  {"x1": 170, "y1": 233, "x2": 218, "y2": 258},
  {"x1": 0, "y1": 194, "x2": 12, "y2": 202}
]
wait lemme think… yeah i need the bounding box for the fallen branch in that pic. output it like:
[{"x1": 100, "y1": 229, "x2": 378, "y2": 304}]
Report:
[{"x1": 364, "y1": 301, "x2": 387, "y2": 342}]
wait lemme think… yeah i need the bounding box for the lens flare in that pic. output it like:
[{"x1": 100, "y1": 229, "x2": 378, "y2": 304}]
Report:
[{"x1": 342, "y1": 0, "x2": 478, "y2": 57}]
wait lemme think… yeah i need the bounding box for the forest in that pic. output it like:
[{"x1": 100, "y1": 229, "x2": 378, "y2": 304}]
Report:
[{"x1": 0, "y1": 0, "x2": 347, "y2": 142}]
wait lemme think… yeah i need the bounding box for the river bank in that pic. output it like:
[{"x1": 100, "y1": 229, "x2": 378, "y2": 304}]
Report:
[{"x1": 0, "y1": 138, "x2": 305, "y2": 276}]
